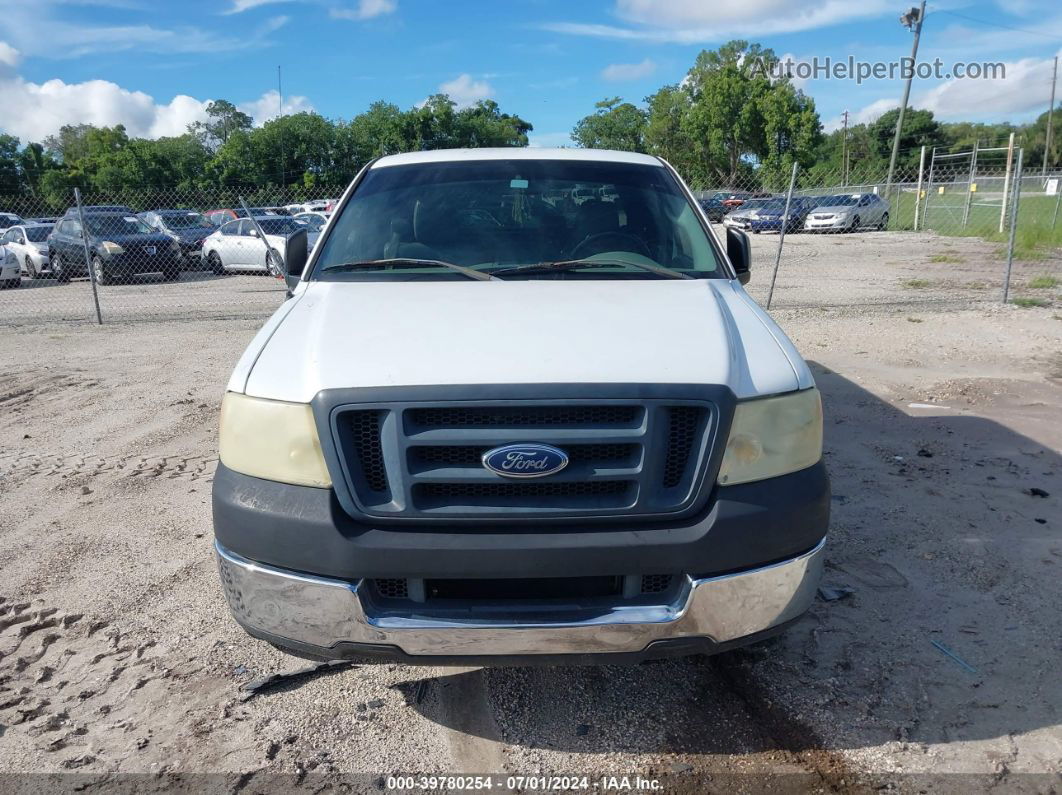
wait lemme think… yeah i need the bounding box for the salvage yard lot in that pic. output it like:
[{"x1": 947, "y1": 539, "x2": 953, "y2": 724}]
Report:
[{"x1": 1, "y1": 231, "x2": 1060, "y2": 789}]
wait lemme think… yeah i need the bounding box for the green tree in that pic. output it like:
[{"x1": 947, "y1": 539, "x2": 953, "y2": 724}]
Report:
[
  {"x1": 571, "y1": 97, "x2": 647, "y2": 152},
  {"x1": 869, "y1": 108, "x2": 943, "y2": 176},
  {"x1": 0, "y1": 135, "x2": 21, "y2": 191},
  {"x1": 189, "y1": 100, "x2": 254, "y2": 151}
]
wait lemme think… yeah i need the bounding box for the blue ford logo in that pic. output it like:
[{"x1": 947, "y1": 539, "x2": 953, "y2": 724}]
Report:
[{"x1": 482, "y1": 443, "x2": 569, "y2": 479}]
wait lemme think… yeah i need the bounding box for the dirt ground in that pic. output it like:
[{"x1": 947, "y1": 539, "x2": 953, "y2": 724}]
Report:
[{"x1": 1, "y1": 230, "x2": 1060, "y2": 792}]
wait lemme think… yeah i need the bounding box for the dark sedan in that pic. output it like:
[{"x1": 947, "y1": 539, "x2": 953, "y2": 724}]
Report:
[
  {"x1": 47, "y1": 213, "x2": 183, "y2": 285},
  {"x1": 139, "y1": 209, "x2": 215, "y2": 267},
  {"x1": 747, "y1": 197, "x2": 814, "y2": 234}
]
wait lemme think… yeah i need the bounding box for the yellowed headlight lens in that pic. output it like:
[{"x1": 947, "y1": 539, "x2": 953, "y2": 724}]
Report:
[
  {"x1": 717, "y1": 388, "x2": 822, "y2": 485},
  {"x1": 219, "y1": 392, "x2": 332, "y2": 487}
]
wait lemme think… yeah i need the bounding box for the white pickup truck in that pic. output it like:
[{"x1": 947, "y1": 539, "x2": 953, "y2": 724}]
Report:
[{"x1": 213, "y1": 148, "x2": 828, "y2": 664}]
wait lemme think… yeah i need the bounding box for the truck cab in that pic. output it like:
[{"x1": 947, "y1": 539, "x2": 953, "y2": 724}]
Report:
[{"x1": 213, "y1": 148, "x2": 828, "y2": 664}]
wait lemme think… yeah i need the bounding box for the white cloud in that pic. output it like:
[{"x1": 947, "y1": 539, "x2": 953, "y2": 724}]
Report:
[
  {"x1": 0, "y1": 2, "x2": 290, "y2": 58},
  {"x1": 822, "y1": 98, "x2": 898, "y2": 133},
  {"x1": 601, "y1": 58, "x2": 657, "y2": 82},
  {"x1": 223, "y1": 0, "x2": 293, "y2": 13},
  {"x1": 330, "y1": 0, "x2": 397, "y2": 21},
  {"x1": 916, "y1": 53, "x2": 1060, "y2": 119},
  {"x1": 0, "y1": 46, "x2": 315, "y2": 142},
  {"x1": 437, "y1": 73, "x2": 494, "y2": 108},
  {"x1": 0, "y1": 41, "x2": 19, "y2": 71},
  {"x1": 545, "y1": 0, "x2": 893, "y2": 41},
  {"x1": 528, "y1": 131, "x2": 573, "y2": 148},
  {"x1": 238, "y1": 89, "x2": 316, "y2": 125}
]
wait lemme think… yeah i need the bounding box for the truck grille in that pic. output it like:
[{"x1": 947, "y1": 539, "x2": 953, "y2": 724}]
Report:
[{"x1": 331, "y1": 398, "x2": 714, "y2": 522}]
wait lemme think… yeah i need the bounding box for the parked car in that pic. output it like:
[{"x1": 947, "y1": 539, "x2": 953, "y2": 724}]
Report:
[
  {"x1": 0, "y1": 212, "x2": 25, "y2": 230},
  {"x1": 63, "y1": 205, "x2": 135, "y2": 217},
  {"x1": 722, "y1": 198, "x2": 774, "y2": 230},
  {"x1": 26, "y1": 216, "x2": 59, "y2": 224},
  {"x1": 212, "y1": 147, "x2": 828, "y2": 666},
  {"x1": 292, "y1": 212, "x2": 326, "y2": 248},
  {"x1": 206, "y1": 207, "x2": 284, "y2": 227},
  {"x1": 1, "y1": 224, "x2": 53, "y2": 278},
  {"x1": 698, "y1": 192, "x2": 731, "y2": 222},
  {"x1": 747, "y1": 197, "x2": 814, "y2": 234},
  {"x1": 202, "y1": 216, "x2": 307, "y2": 274},
  {"x1": 0, "y1": 243, "x2": 19, "y2": 288},
  {"x1": 47, "y1": 212, "x2": 182, "y2": 284},
  {"x1": 139, "y1": 209, "x2": 215, "y2": 267},
  {"x1": 722, "y1": 191, "x2": 773, "y2": 210},
  {"x1": 804, "y1": 193, "x2": 890, "y2": 233}
]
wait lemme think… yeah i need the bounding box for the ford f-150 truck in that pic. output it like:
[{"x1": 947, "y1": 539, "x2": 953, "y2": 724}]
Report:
[{"x1": 213, "y1": 148, "x2": 829, "y2": 664}]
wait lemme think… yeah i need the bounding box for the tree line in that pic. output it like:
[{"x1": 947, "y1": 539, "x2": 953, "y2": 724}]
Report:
[
  {"x1": 572, "y1": 41, "x2": 1062, "y2": 189},
  {"x1": 0, "y1": 95, "x2": 532, "y2": 207},
  {"x1": 2, "y1": 39, "x2": 1060, "y2": 203}
]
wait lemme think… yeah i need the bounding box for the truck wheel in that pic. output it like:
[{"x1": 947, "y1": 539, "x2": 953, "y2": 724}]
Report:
[
  {"x1": 92, "y1": 256, "x2": 110, "y2": 286},
  {"x1": 52, "y1": 253, "x2": 70, "y2": 283}
]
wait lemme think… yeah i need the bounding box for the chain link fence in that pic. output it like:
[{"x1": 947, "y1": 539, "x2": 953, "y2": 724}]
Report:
[{"x1": 1, "y1": 159, "x2": 1060, "y2": 325}]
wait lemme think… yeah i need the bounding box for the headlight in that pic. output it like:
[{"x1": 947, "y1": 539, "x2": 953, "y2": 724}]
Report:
[
  {"x1": 219, "y1": 392, "x2": 332, "y2": 487},
  {"x1": 100, "y1": 241, "x2": 124, "y2": 254},
  {"x1": 717, "y1": 388, "x2": 822, "y2": 485}
]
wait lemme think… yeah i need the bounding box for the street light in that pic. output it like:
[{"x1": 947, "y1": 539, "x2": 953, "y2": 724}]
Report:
[{"x1": 885, "y1": 0, "x2": 926, "y2": 193}]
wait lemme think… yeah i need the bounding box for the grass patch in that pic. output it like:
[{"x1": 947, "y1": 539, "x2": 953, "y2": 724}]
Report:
[
  {"x1": 929, "y1": 254, "x2": 964, "y2": 263},
  {"x1": 906, "y1": 317, "x2": 923, "y2": 323},
  {"x1": 902, "y1": 278, "x2": 933, "y2": 289},
  {"x1": 1010, "y1": 297, "x2": 1050, "y2": 308},
  {"x1": 1028, "y1": 275, "x2": 1060, "y2": 289},
  {"x1": 965, "y1": 281, "x2": 988, "y2": 290}
]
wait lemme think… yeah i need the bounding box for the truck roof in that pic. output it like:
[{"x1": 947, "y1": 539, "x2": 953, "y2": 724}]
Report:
[{"x1": 372, "y1": 148, "x2": 664, "y2": 169}]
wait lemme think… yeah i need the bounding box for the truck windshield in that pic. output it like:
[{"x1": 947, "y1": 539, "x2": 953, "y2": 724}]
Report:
[{"x1": 311, "y1": 159, "x2": 723, "y2": 280}]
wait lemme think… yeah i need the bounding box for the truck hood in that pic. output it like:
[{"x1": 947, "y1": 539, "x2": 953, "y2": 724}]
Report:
[{"x1": 236, "y1": 279, "x2": 812, "y2": 403}]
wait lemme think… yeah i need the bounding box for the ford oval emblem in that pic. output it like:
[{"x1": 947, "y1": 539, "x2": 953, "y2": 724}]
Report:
[{"x1": 482, "y1": 443, "x2": 569, "y2": 479}]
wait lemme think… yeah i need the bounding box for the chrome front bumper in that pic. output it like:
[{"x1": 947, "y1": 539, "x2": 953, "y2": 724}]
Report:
[{"x1": 215, "y1": 540, "x2": 824, "y2": 658}]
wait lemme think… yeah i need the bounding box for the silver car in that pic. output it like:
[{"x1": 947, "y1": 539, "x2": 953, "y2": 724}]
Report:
[
  {"x1": 804, "y1": 193, "x2": 890, "y2": 233},
  {"x1": 802, "y1": 191, "x2": 887, "y2": 231}
]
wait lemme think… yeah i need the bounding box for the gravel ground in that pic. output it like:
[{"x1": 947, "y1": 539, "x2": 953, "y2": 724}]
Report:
[{"x1": 1, "y1": 230, "x2": 1060, "y2": 792}]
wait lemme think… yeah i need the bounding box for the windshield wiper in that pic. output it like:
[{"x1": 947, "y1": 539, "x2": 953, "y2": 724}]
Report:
[
  {"x1": 492, "y1": 258, "x2": 694, "y2": 280},
  {"x1": 321, "y1": 258, "x2": 497, "y2": 281}
]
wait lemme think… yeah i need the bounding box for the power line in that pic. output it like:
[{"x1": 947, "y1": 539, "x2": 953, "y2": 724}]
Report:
[{"x1": 933, "y1": 8, "x2": 1062, "y2": 42}]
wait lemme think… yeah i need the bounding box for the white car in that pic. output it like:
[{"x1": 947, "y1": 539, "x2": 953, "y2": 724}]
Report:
[
  {"x1": 202, "y1": 216, "x2": 309, "y2": 274},
  {"x1": 804, "y1": 193, "x2": 890, "y2": 232},
  {"x1": 1, "y1": 224, "x2": 53, "y2": 278},
  {"x1": 0, "y1": 244, "x2": 20, "y2": 288},
  {"x1": 212, "y1": 147, "x2": 828, "y2": 666}
]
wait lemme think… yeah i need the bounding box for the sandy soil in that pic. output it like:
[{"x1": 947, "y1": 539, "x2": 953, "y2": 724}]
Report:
[{"x1": 1, "y1": 230, "x2": 1060, "y2": 792}]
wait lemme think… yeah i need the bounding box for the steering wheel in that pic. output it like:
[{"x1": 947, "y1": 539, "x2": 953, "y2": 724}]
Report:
[{"x1": 570, "y1": 231, "x2": 651, "y2": 261}]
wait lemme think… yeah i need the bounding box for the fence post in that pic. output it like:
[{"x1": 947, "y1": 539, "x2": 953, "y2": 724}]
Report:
[
  {"x1": 1001, "y1": 149, "x2": 1024, "y2": 304},
  {"x1": 74, "y1": 188, "x2": 103, "y2": 325},
  {"x1": 1052, "y1": 178, "x2": 1061, "y2": 229},
  {"x1": 961, "y1": 140, "x2": 978, "y2": 229},
  {"x1": 766, "y1": 161, "x2": 799, "y2": 310},
  {"x1": 999, "y1": 132, "x2": 1015, "y2": 234},
  {"x1": 923, "y1": 148, "x2": 937, "y2": 231},
  {"x1": 914, "y1": 145, "x2": 926, "y2": 230}
]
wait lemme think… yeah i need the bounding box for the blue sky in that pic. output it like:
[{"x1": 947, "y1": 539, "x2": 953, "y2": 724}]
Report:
[{"x1": 0, "y1": 0, "x2": 1060, "y2": 146}]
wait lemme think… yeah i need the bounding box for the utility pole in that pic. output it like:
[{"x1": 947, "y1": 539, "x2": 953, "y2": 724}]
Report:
[
  {"x1": 1043, "y1": 55, "x2": 1058, "y2": 178},
  {"x1": 886, "y1": 0, "x2": 926, "y2": 193},
  {"x1": 277, "y1": 65, "x2": 284, "y2": 188},
  {"x1": 841, "y1": 110, "x2": 850, "y2": 187}
]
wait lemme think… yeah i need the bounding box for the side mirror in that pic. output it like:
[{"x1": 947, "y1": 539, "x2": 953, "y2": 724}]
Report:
[
  {"x1": 247, "y1": 228, "x2": 260, "y2": 238},
  {"x1": 279, "y1": 229, "x2": 308, "y2": 294},
  {"x1": 726, "y1": 227, "x2": 752, "y2": 285}
]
